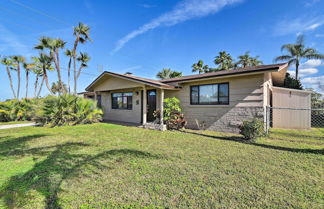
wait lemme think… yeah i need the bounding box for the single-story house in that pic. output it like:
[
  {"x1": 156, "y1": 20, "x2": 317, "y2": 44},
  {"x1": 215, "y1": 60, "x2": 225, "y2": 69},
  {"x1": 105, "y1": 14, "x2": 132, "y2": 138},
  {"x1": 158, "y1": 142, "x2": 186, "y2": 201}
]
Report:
[{"x1": 82, "y1": 62, "x2": 309, "y2": 132}]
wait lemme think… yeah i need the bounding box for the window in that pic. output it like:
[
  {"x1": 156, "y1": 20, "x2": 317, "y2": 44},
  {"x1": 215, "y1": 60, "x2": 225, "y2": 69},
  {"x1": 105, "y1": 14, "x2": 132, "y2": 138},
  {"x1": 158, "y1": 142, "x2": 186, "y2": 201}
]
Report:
[
  {"x1": 112, "y1": 92, "x2": 133, "y2": 109},
  {"x1": 190, "y1": 83, "x2": 229, "y2": 105},
  {"x1": 97, "y1": 95, "x2": 102, "y2": 108}
]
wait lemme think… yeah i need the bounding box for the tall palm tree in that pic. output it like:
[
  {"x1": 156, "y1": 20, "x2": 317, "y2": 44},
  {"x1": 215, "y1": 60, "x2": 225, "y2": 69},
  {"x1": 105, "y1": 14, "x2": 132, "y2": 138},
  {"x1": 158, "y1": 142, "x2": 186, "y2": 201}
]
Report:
[
  {"x1": 192, "y1": 60, "x2": 210, "y2": 74},
  {"x1": 23, "y1": 62, "x2": 35, "y2": 99},
  {"x1": 250, "y1": 56, "x2": 263, "y2": 66},
  {"x1": 156, "y1": 68, "x2": 182, "y2": 80},
  {"x1": 214, "y1": 51, "x2": 234, "y2": 70},
  {"x1": 34, "y1": 53, "x2": 54, "y2": 96},
  {"x1": 65, "y1": 49, "x2": 74, "y2": 94},
  {"x1": 236, "y1": 52, "x2": 263, "y2": 68},
  {"x1": 11, "y1": 56, "x2": 25, "y2": 99},
  {"x1": 1, "y1": 57, "x2": 16, "y2": 99},
  {"x1": 73, "y1": 22, "x2": 91, "y2": 94},
  {"x1": 51, "y1": 81, "x2": 67, "y2": 95},
  {"x1": 35, "y1": 37, "x2": 66, "y2": 94},
  {"x1": 275, "y1": 35, "x2": 324, "y2": 79},
  {"x1": 76, "y1": 52, "x2": 90, "y2": 83}
]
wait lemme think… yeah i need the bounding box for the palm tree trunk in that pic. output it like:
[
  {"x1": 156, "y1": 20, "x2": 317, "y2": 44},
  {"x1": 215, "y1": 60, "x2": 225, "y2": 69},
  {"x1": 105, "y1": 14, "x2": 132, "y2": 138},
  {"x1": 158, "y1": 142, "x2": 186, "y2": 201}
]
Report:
[
  {"x1": 52, "y1": 50, "x2": 63, "y2": 95},
  {"x1": 295, "y1": 60, "x2": 299, "y2": 80},
  {"x1": 6, "y1": 66, "x2": 16, "y2": 99},
  {"x1": 25, "y1": 70, "x2": 29, "y2": 99},
  {"x1": 34, "y1": 75, "x2": 39, "y2": 97},
  {"x1": 37, "y1": 76, "x2": 45, "y2": 98},
  {"x1": 17, "y1": 64, "x2": 21, "y2": 100},
  {"x1": 72, "y1": 35, "x2": 79, "y2": 95},
  {"x1": 67, "y1": 58, "x2": 71, "y2": 94},
  {"x1": 43, "y1": 67, "x2": 53, "y2": 95}
]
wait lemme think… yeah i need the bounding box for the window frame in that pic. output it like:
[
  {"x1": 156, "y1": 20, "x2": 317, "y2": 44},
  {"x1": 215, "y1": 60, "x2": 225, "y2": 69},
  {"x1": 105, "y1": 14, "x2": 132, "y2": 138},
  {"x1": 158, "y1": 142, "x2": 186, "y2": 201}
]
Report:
[
  {"x1": 111, "y1": 92, "x2": 133, "y2": 110},
  {"x1": 190, "y1": 82, "x2": 229, "y2": 105}
]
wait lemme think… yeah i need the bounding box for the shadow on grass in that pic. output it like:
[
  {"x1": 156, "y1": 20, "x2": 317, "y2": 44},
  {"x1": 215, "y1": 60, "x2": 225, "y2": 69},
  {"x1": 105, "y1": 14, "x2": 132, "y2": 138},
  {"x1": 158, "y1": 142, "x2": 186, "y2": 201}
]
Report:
[
  {"x1": 181, "y1": 130, "x2": 324, "y2": 155},
  {"x1": 0, "y1": 138, "x2": 160, "y2": 209}
]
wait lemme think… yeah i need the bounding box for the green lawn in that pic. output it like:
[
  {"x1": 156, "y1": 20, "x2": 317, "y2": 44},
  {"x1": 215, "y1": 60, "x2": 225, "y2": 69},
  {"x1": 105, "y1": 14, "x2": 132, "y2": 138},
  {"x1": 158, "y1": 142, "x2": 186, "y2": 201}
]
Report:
[
  {"x1": 0, "y1": 124, "x2": 323, "y2": 208},
  {"x1": 0, "y1": 121, "x2": 32, "y2": 125}
]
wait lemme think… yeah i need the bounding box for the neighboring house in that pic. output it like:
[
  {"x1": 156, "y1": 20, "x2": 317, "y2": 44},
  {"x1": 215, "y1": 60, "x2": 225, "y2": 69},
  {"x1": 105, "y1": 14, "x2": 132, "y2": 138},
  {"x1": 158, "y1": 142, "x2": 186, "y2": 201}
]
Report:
[{"x1": 83, "y1": 63, "x2": 296, "y2": 132}]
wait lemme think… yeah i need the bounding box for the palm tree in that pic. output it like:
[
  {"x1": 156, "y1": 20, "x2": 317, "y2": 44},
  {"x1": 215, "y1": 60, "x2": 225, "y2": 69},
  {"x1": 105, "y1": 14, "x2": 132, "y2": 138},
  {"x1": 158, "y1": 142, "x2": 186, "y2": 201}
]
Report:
[
  {"x1": 250, "y1": 56, "x2": 263, "y2": 66},
  {"x1": 214, "y1": 51, "x2": 234, "y2": 70},
  {"x1": 23, "y1": 62, "x2": 35, "y2": 98},
  {"x1": 75, "y1": 52, "x2": 90, "y2": 86},
  {"x1": 156, "y1": 68, "x2": 182, "y2": 80},
  {"x1": 34, "y1": 53, "x2": 54, "y2": 96},
  {"x1": 275, "y1": 35, "x2": 324, "y2": 79},
  {"x1": 73, "y1": 22, "x2": 91, "y2": 94},
  {"x1": 35, "y1": 37, "x2": 66, "y2": 94},
  {"x1": 192, "y1": 60, "x2": 210, "y2": 74},
  {"x1": 65, "y1": 49, "x2": 74, "y2": 94},
  {"x1": 11, "y1": 56, "x2": 25, "y2": 99},
  {"x1": 51, "y1": 81, "x2": 67, "y2": 95},
  {"x1": 1, "y1": 57, "x2": 16, "y2": 99}
]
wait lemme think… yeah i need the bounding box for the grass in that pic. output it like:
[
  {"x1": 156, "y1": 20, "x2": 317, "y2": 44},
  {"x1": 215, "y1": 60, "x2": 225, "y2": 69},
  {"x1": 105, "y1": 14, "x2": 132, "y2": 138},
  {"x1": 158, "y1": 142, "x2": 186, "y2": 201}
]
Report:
[
  {"x1": 0, "y1": 124, "x2": 323, "y2": 208},
  {"x1": 0, "y1": 121, "x2": 32, "y2": 125}
]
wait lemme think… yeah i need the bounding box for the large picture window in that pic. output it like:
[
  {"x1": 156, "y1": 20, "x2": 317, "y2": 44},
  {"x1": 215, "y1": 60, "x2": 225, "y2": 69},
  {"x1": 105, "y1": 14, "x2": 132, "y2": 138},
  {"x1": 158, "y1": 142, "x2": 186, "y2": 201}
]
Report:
[
  {"x1": 190, "y1": 83, "x2": 229, "y2": 105},
  {"x1": 112, "y1": 92, "x2": 133, "y2": 109}
]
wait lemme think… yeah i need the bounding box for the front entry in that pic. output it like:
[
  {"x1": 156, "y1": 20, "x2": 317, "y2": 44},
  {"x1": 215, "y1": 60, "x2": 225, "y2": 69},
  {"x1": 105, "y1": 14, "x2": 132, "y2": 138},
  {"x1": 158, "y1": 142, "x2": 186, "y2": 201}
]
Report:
[{"x1": 147, "y1": 90, "x2": 157, "y2": 122}]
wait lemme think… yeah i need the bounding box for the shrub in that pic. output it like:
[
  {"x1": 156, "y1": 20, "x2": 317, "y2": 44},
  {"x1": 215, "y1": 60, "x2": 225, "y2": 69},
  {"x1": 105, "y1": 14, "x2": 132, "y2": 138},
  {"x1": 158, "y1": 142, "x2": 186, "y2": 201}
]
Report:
[
  {"x1": 163, "y1": 97, "x2": 186, "y2": 130},
  {"x1": 33, "y1": 94, "x2": 103, "y2": 127},
  {"x1": 239, "y1": 118, "x2": 265, "y2": 141},
  {"x1": 0, "y1": 99, "x2": 36, "y2": 122}
]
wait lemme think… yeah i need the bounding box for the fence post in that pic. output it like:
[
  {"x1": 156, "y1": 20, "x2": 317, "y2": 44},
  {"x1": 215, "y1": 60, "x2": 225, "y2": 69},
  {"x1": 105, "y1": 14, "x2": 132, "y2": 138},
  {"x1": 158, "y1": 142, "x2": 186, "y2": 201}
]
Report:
[{"x1": 266, "y1": 106, "x2": 270, "y2": 135}]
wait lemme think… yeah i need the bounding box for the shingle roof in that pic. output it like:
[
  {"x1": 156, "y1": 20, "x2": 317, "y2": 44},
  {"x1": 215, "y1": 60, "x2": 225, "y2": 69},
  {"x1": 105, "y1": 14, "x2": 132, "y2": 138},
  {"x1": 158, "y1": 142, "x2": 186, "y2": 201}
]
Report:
[
  {"x1": 160, "y1": 63, "x2": 288, "y2": 83},
  {"x1": 86, "y1": 63, "x2": 288, "y2": 91}
]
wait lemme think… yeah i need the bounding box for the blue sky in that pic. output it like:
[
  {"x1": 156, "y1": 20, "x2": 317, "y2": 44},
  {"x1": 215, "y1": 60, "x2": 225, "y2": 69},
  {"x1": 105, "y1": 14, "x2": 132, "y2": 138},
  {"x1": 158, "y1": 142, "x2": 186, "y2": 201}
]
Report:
[{"x1": 0, "y1": 0, "x2": 324, "y2": 100}]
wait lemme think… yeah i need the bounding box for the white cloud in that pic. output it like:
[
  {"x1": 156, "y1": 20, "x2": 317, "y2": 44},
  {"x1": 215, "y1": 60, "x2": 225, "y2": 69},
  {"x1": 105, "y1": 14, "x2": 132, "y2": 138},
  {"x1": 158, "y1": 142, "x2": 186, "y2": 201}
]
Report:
[
  {"x1": 84, "y1": 0, "x2": 94, "y2": 14},
  {"x1": 302, "y1": 75, "x2": 324, "y2": 94},
  {"x1": 0, "y1": 24, "x2": 32, "y2": 56},
  {"x1": 288, "y1": 68, "x2": 319, "y2": 78},
  {"x1": 301, "y1": 59, "x2": 322, "y2": 68},
  {"x1": 315, "y1": 33, "x2": 324, "y2": 38},
  {"x1": 112, "y1": 0, "x2": 243, "y2": 53},
  {"x1": 274, "y1": 16, "x2": 324, "y2": 36},
  {"x1": 140, "y1": 4, "x2": 156, "y2": 8},
  {"x1": 305, "y1": 0, "x2": 321, "y2": 7}
]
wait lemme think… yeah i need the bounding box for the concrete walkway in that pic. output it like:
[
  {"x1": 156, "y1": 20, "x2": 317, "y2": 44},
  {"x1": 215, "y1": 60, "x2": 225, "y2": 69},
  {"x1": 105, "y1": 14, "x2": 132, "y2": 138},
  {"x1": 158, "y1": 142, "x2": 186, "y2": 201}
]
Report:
[{"x1": 0, "y1": 123, "x2": 36, "y2": 130}]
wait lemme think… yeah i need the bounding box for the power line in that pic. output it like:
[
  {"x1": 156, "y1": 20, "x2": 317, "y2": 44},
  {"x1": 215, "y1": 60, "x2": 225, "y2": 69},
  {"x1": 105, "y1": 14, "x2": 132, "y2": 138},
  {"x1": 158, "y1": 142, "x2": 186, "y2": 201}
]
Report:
[{"x1": 9, "y1": 0, "x2": 69, "y2": 26}]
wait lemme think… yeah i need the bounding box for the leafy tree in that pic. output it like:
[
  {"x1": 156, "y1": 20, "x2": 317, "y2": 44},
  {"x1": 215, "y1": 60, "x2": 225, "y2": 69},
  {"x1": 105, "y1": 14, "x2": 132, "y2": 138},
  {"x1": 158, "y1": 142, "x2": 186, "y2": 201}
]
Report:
[
  {"x1": 275, "y1": 35, "x2": 324, "y2": 79},
  {"x1": 214, "y1": 51, "x2": 234, "y2": 70},
  {"x1": 51, "y1": 81, "x2": 67, "y2": 95},
  {"x1": 283, "y1": 73, "x2": 303, "y2": 90},
  {"x1": 236, "y1": 52, "x2": 263, "y2": 68},
  {"x1": 192, "y1": 60, "x2": 210, "y2": 74},
  {"x1": 305, "y1": 88, "x2": 324, "y2": 108},
  {"x1": 11, "y1": 56, "x2": 26, "y2": 99},
  {"x1": 156, "y1": 68, "x2": 182, "y2": 79},
  {"x1": 72, "y1": 22, "x2": 91, "y2": 94},
  {"x1": 1, "y1": 57, "x2": 16, "y2": 99}
]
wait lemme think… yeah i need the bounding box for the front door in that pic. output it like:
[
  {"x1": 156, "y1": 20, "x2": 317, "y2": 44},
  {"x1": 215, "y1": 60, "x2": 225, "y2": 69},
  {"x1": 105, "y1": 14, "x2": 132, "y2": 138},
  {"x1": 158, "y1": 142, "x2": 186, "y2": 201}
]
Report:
[{"x1": 147, "y1": 90, "x2": 157, "y2": 122}]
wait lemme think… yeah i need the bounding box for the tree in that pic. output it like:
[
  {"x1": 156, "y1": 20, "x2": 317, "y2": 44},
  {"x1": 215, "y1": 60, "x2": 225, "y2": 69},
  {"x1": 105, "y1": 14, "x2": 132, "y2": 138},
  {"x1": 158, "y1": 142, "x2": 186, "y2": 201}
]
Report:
[
  {"x1": 305, "y1": 88, "x2": 324, "y2": 108},
  {"x1": 31, "y1": 62, "x2": 44, "y2": 98},
  {"x1": 156, "y1": 68, "x2": 182, "y2": 80},
  {"x1": 236, "y1": 52, "x2": 263, "y2": 68},
  {"x1": 23, "y1": 62, "x2": 35, "y2": 98},
  {"x1": 214, "y1": 51, "x2": 234, "y2": 70},
  {"x1": 274, "y1": 35, "x2": 324, "y2": 79},
  {"x1": 192, "y1": 60, "x2": 210, "y2": 74},
  {"x1": 1, "y1": 57, "x2": 16, "y2": 99},
  {"x1": 76, "y1": 52, "x2": 90, "y2": 82},
  {"x1": 51, "y1": 81, "x2": 67, "y2": 95},
  {"x1": 35, "y1": 37, "x2": 66, "y2": 94},
  {"x1": 34, "y1": 53, "x2": 54, "y2": 96},
  {"x1": 283, "y1": 73, "x2": 303, "y2": 90},
  {"x1": 72, "y1": 22, "x2": 91, "y2": 94},
  {"x1": 11, "y1": 56, "x2": 25, "y2": 99},
  {"x1": 65, "y1": 49, "x2": 74, "y2": 94}
]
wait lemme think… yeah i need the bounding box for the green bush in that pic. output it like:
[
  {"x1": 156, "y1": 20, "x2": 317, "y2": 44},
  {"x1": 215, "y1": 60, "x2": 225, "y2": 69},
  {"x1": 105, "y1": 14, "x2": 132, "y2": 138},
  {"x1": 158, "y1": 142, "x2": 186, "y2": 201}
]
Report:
[
  {"x1": 33, "y1": 94, "x2": 103, "y2": 127},
  {"x1": 239, "y1": 118, "x2": 265, "y2": 141},
  {"x1": 0, "y1": 99, "x2": 36, "y2": 122},
  {"x1": 163, "y1": 97, "x2": 186, "y2": 130}
]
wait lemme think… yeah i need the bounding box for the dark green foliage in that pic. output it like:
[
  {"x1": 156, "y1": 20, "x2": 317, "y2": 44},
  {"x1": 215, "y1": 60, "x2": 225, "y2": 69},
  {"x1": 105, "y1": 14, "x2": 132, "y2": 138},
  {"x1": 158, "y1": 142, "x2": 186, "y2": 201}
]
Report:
[
  {"x1": 283, "y1": 73, "x2": 303, "y2": 89},
  {"x1": 239, "y1": 118, "x2": 265, "y2": 141},
  {"x1": 33, "y1": 94, "x2": 103, "y2": 127},
  {"x1": 156, "y1": 68, "x2": 182, "y2": 80},
  {"x1": 163, "y1": 97, "x2": 186, "y2": 130}
]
